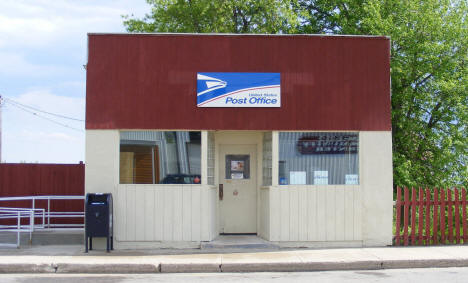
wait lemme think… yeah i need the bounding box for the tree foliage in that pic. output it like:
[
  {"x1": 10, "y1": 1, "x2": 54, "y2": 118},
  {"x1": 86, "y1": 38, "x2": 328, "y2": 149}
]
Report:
[
  {"x1": 124, "y1": 0, "x2": 468, "y2": 188},
  {"x1": 123, "y1": 0, "x2": 297, "y2": 33}
]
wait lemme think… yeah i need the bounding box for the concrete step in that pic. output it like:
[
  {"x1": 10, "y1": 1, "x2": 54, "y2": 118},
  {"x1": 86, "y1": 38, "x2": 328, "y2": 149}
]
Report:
[
  {"x1": 0, "y1": 230, "x2": 83, "y2": 246},
  {"x1": 201, "y1": 235, "x2": 279, "y2": 250}
]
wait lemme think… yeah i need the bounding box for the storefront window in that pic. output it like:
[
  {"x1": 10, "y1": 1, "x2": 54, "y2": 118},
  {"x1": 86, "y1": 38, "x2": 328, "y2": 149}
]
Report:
[
  {"x1": 279, "y1": 132, "x2": 359, "y2": 185},
  {"x1": 120, "y1": 131, "x2": 201, "y2": 184}
]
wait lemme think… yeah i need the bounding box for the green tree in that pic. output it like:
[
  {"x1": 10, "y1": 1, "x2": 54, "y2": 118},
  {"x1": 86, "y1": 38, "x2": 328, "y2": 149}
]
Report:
[
  {"x1": 124, "y1": 0, "x2": 468, "y2": 188},
  {"x1": 123, "y1": 0, "x2": 298, "y2": 33},
  {"x1": 296, "y1": 0, "x2": 468, "y2": 188}
]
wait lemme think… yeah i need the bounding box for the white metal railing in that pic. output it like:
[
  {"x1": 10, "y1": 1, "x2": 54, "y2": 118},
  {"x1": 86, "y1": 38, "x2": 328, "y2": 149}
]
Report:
[
  {"x1": 0, "y1": 207, "x2": 45, "y2": 248},
  {"x1": 0, "y1": 195, "x2": 84, "y2": 248}
]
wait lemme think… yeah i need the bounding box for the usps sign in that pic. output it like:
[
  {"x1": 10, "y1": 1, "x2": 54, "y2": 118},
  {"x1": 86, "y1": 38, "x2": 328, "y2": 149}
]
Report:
[{"x1": 197, "y1": 73, "x2": 280, "y2": 107}]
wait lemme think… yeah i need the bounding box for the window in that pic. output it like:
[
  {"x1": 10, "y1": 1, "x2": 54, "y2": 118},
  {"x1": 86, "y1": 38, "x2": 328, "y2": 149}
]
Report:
[
  {"x1": 225, "y1": 155, "x2": 250, "y2": 179},
  {"x1": 207, "y1": 132, "x2": 215, "y2": 185},
  {"x1": 279, "y1": 132, "x2": 359, "y2": 185},
  {"x1": 262, "y1": 132, "x2": 272, "y2": 186},
  {"x1": 120, "y1": 131, "x2": 201, "y2": 184}
]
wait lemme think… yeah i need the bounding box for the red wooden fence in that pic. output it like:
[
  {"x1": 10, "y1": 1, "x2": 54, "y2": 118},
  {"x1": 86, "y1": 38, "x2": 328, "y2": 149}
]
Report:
[
  {"x1": 394, "y1": 186, "x2": 467, "y2": 245},
  {"x1": 0, "y1": 163, "x2": 85, "y2": 225}
]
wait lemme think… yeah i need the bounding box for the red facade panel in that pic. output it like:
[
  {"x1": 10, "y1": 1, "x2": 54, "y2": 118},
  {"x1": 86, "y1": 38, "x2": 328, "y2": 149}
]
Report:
[
  {"x1": 0, "y1": 163, "x2": 85, "y2": 223},
  {"x1": 86, "y1": 34, "x2": 390, "y2": 131}
]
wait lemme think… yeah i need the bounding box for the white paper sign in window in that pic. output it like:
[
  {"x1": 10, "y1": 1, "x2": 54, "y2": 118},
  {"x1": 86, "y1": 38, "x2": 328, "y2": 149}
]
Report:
[
  {"x1": 231, "y1": 161, "x2": 244, "y2": 171},
  {"x1": 290, "y1": 171, "x2": 306, "y2": 185},
  {"x1": 225, "y1": 155, "x2": 250, "y2": 179},
  {"x1": 345, "y1": 174, "x2": 359, "y2": 185},
  {"x1": 279, "y1": 132, "x2": 359, "y2": 185},
  {"x1": 231, "y1": 173, "x2": 244, "y2": 179},
  {"x1": 314, "y1": 171, "x2": 329, "y2": 185}
]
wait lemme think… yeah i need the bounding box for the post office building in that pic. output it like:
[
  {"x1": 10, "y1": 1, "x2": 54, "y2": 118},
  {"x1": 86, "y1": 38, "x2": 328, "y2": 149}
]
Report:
[{"x1": 85, "y1": 33, "x2": 393, "y2": 249}]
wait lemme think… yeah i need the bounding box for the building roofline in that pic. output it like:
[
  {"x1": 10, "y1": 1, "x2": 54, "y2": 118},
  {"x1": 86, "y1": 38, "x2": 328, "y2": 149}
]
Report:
[{"x1": 87, "y1": 32, "x2": 390, "y2": 40}]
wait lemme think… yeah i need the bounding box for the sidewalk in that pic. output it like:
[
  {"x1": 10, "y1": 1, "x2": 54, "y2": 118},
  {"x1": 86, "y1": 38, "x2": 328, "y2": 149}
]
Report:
[{"x1": 0, "y1": 244, "x2": 467, "y2": 273}]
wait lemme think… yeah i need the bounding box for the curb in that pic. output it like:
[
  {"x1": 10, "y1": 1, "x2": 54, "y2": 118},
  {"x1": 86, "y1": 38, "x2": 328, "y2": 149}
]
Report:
[
  {"x1": 55, "y1": 263, "x2": 159, "y2": 273},
  {"x1": 382, "y1": 259, "x2": 468, "y2": 269},
  {"x1": 0, "y1": 259, "x2": 467, "y2": 273},
  {"x1": 160, "y1": 263, "x2": 220, "y2": 273},
  {"x1": 0, "y1": 264, "x2": 55, "y2": 273}
]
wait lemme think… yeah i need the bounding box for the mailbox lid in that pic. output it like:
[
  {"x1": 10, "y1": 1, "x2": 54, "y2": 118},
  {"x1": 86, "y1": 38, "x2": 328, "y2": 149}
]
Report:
[{"x1": 86, "y1": 193, "x2": 112, "y2": 205}]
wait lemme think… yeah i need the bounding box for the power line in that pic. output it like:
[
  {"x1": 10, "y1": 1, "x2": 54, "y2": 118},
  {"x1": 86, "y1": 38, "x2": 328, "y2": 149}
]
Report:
[
  {"x1": 5, "y1": 100, "x2": 84, "y2": 132},
  {"x1": 3, "y1": 97, "x2": 84, "y2": 122}
]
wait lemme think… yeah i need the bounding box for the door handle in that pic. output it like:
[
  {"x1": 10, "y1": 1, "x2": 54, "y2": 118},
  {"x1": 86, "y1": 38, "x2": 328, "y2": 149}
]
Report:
[{"x1": 219, "y1": 184, "x2": 224, "y2": 201}]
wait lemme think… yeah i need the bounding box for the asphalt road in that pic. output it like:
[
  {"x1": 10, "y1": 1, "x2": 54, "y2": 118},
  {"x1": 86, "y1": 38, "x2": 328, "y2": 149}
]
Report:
[{"x1": 0, "y1": 267, "x2": 467, "y2": 283}]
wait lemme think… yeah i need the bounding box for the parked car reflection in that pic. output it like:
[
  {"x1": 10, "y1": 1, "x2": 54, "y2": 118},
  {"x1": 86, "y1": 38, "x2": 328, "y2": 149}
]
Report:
[{"x1": 160, "y1": 174, "x2": 201, "y2": 184}]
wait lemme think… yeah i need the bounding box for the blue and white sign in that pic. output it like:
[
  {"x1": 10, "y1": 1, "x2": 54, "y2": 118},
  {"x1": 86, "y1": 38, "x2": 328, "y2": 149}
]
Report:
[{"x1": 197, "y1": 73, "x2": 280, "y2": 107}]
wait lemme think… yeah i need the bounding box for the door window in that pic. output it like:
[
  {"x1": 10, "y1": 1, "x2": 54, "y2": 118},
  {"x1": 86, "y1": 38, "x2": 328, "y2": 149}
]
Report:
[{"x1": 225, "y1": 155, "x2": 250, "y2": 179}]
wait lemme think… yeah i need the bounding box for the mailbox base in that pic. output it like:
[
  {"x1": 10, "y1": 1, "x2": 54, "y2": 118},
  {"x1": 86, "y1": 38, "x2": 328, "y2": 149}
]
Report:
[{"x1": 85, "y1": 235, "x2": 113, "y2": 253}]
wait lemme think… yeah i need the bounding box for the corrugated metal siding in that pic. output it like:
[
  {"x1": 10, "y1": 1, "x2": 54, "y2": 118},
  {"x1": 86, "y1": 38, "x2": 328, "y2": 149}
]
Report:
[
  {"x1": 86, "y1": 34, "x2": 391, "y2": 131},
  {"x1": 0, "y1": 163, "x2": 84, "y2": 224}
]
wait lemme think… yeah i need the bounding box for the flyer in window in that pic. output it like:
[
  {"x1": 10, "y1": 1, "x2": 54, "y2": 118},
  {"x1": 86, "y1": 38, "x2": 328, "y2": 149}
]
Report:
[
  {"x1": 314, "y1": 171, "x2": 329, "y2": 185},
  {"x1": 231, "y1": 173, "x2": 244, "y2": 179},
  {"x1": 231, "y1": 160, "x2": 244, "y2": 171},
  {"x1": 290, "y1": 171, "x2": 306, "y2": 185},
  {"x1": 345, "y1": 174, "x2": 359, "y2": 185}
]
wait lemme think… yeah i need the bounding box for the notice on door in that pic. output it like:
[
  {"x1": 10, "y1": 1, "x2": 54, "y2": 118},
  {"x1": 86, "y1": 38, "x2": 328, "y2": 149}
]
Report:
[
  {"x1": 231, "y1": 160, "x2": 244, "y2": 171},
  {"x1": 231, "y1": 173, "x2": 244, "y2": 179}
]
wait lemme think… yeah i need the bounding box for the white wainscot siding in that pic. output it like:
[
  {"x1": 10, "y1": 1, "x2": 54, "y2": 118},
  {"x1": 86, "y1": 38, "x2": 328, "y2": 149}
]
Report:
[
  {"x1": 263, "y1": 186, "x2": 362, "y2": 246},
  {"x1": 360, "y1": 131, "x2": 393, "y2": 246},
  {"x1": 115, "y1": 185, "x2": 217, "y2": 243},
  {"x1": 259, "y1": 187, "x2": 270, "y2": 239}
]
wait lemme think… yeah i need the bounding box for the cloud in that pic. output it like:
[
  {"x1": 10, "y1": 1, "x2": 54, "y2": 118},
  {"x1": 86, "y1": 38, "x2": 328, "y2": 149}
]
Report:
[
  {"x1": 0, "y1": 0, "x2": 150, "y2": 163},
  {"x1": 13, "y1": 90, "x2": 85, "y2": 122},
  {"x1": 0, "y1": 0, "x2": 149, "y2": 49},
  {"x1": 2, "y1": 129, "x2": 84, "y2": 163},
  {"x1": 3, "y1": 90, "x2": 85, "y2": 135},
  {"x1": 0, "y1": 52, "x2": 72, "y2": 77},
  {"x1": 56, "y1": 81, "x2": 85, "y2": 89},
  {"x1": 2, "y1": 90, "x2": 86, "y2": 163},
  {"x1": 20, "y1": 130, "x2": 79, "y2": 143}
]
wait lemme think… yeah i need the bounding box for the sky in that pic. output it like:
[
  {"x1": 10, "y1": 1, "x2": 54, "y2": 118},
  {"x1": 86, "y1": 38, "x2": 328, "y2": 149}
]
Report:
[{"x1": 0, "y1": 0, "x2": 149, "y2": 163}]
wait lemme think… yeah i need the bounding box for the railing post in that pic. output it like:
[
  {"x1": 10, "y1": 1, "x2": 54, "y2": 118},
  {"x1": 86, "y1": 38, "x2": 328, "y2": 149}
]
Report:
[
  {"x1": 17, "y1": 211, "x2": 20, "y2": 248},
  {"x1": 47, "y1": 197, "x2": 50, "y2": 229},
  {"x1": 29, "y1": 210, "x2": 33, "y2": 245},
  {"x1": 31, "y1": 197, "x2": 35, "y2": 232}
]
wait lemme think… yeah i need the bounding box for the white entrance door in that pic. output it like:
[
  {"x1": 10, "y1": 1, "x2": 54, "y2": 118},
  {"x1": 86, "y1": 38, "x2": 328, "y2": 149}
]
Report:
[{"x1": 219, "y1": 144, "x2": 257, "y2": 234}]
